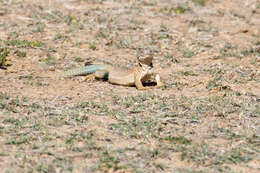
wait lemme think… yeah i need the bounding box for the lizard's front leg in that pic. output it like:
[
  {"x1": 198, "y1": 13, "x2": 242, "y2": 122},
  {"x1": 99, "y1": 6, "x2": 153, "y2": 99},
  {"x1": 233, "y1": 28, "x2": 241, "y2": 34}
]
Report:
[
  {"x1": 155, "y1": 74, "x2": 163, "y2": 88},
  {"x1": 85, "y1": 74, "x2": 95, "y2": 81},
  {"x1": 135, "y1": 73, "x2": 150, "y2": 90}
]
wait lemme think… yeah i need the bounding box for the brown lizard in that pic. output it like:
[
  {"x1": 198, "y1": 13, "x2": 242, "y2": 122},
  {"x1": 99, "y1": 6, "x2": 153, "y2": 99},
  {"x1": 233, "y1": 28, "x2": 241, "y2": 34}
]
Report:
[{"x1": 61, "y1": 54, "x2": 163, "y2": 90}]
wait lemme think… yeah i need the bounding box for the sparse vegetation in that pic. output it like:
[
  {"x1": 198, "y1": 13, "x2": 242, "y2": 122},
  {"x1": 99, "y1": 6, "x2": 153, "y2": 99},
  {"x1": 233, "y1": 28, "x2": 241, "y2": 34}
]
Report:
[
  {"x1": 0, "y1": 48, "x2": 9, "y2": 68},
  {"x1": 0, "y1": 0, "x2": 259, "y2": 172},
  {"x1": 192, "y1": 0, "x2": 206, "y2": 6}
]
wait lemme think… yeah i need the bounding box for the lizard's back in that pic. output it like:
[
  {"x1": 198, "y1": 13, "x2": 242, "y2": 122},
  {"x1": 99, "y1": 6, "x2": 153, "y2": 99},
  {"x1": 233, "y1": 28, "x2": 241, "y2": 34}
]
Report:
[{"x1": 107, "y1": 66, "x2": 136, "y2": 86}]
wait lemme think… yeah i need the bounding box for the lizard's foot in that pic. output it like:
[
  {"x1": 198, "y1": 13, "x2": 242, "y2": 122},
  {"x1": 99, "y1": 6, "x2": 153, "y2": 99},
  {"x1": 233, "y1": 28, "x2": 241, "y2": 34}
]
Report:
[
  {"x1": 155, "y1": 82, "x2": 164, "y2": 88},
  {"x1": 85, "y1": 74, "x2": 95, "y2": 81},
  {"x1": 137, "y1": 86, "x2": 151, "y2": 90}
]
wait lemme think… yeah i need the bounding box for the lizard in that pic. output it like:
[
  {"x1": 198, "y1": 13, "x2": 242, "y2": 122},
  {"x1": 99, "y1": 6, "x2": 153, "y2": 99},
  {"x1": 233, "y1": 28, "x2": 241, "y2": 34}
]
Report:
[{"x1": 60, "y1": 54, "x2": 163, "y2": 90}]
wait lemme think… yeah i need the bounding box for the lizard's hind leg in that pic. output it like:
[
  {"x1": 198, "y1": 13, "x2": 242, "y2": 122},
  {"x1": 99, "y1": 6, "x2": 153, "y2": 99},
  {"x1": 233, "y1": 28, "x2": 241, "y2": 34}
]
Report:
[{"x1": 85, "y1": 74, "x2": 96, "y2": 81}]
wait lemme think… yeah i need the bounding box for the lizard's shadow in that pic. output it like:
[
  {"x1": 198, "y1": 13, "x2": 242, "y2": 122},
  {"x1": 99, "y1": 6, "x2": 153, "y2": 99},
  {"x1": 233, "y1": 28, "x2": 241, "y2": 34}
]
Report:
[
  {"x1": 143, "y1": 81, "x2": 156, "y2": 87},
  {"x1": 96, "y1": 78, "x2": 156, "y2": 87}
]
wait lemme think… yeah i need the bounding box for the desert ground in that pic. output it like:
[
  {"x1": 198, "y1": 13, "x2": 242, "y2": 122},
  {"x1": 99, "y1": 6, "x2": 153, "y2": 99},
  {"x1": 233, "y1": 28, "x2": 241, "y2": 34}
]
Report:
[{"x1": 0, "y1": 0, "x2": 259, "y2": 172}]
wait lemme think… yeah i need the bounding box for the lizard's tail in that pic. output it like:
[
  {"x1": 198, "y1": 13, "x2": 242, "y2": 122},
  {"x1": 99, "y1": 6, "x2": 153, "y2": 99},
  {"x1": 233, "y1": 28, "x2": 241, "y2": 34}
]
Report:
[{"x1": 59, "y1": 65, "x2": 105, "y2": 78}]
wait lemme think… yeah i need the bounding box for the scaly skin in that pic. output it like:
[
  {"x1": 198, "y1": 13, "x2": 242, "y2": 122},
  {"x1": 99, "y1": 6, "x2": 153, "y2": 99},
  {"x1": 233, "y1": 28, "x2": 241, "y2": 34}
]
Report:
[
  {"x1": 60, "y1": 57, "x2": 163, "y2": 90},
  {"x1": 60, "y1": 65, "x2": 106, "y2": 77}
]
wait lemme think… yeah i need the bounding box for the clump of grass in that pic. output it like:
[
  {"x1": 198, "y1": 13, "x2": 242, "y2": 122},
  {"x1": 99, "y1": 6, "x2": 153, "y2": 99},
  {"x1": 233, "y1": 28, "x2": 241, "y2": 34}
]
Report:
[
  {"x1": 177, "y1": 70, "x2": 198, "y2": 76},
  {"x1": 192, "y1": 0, "x2": 206, "y2": 6},
  {"x1": 174, "y1": 6, "x2": 187, "y2": 14},
  {"x1": 53, "y1": 33, "x2": 68, "y2": 43},
  {"x1": 14, "y1": 50, "x2": 26, "y2": 57},
  {"x1": 39, "y1": 54, "x2": 57, "y2": 65},
  {"x1": 0, "y1": 48, "x2": 10, "y2": 68},
  {"x1": 219, "y1": 43, "x2": 242, "y2": 59},
  {"x1": 5, "y1": 136, "x2": 29, "y2": 145},
  {"x1": 73, "y1": 57, "x2": 84, "y2": 62},
  {"x1": 89, "y1": 43, "x2": 97, "y2": 50},
  {"x1": 183, "y1": 49, "x2": 195, "y2": 58},
  {"x1": 64, "y1": 14, "x2": 79, "y2": 26},
  {"x1": 4, "y1": 39, "x2": 44, "y2": 48},
  {"x1": 160, "y1": 136, "x2": 192, "y2": 145},
  {"x1": 159, "y1": 6, "x2": 189, "y2": 15}
]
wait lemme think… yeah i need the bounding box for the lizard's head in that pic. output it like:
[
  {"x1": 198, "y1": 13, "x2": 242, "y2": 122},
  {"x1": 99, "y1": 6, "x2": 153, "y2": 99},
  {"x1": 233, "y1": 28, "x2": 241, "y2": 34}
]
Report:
[{"x1": 137, "y1": 48, "x2": 154, "y2": 69}]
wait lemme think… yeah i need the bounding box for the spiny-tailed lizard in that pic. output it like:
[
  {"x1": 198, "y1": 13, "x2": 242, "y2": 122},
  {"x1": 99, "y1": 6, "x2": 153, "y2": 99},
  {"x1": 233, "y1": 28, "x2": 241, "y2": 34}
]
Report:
[{"x1": 60, "y1": 55, "x2": 163, "y2": 90}]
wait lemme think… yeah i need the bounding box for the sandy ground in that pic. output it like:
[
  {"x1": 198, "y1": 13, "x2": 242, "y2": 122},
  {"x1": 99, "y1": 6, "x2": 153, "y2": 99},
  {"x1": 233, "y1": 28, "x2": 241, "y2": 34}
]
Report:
[{"x1": 0, "y1": 0, "x2": 259, "y2": 172}]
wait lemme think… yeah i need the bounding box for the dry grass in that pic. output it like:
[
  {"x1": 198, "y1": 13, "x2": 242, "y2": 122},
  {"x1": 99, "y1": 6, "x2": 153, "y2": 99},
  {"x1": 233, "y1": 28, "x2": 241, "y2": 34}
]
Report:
[{"x1": 0, "y1": 0, "x2": 259, "y2": 172}]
